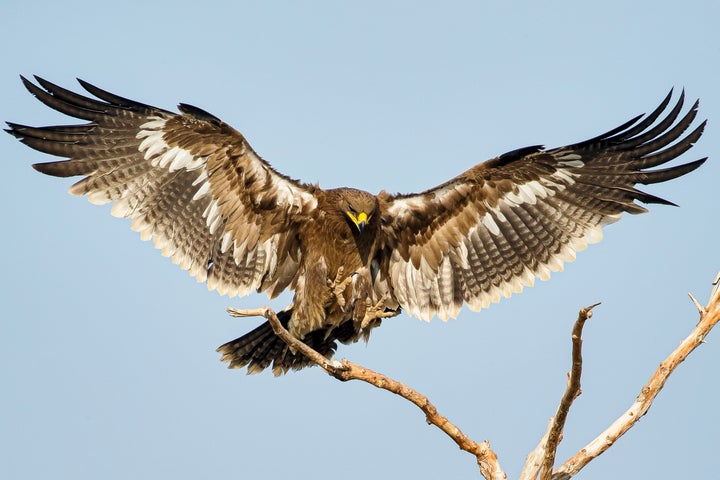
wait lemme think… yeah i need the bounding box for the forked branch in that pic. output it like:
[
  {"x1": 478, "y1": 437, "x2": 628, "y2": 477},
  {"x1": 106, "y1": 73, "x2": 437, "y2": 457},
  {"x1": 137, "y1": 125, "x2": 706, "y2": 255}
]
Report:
[
  {"x1": 550, "y1": 276, "x2": 720, "y2": 479},
  {"x1": 227, "y1": 272, "x2": 720, "y2": 480}
]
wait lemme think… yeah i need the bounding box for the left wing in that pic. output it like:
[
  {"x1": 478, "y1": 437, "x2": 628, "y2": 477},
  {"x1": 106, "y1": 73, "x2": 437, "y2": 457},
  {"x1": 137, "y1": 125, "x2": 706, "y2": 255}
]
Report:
[
  {"x1": 378, "y1": 91, "x2": 706, "y2": 321},
  {"x1": 7, "y1": 76, "x2": 319, "y2": 299}
]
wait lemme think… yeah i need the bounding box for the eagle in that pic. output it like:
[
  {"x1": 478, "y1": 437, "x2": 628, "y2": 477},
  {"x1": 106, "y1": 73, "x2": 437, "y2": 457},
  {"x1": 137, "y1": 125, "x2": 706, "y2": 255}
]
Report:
[{"x1": 7, "y1": 76, "x2": 706, "y2": 375}]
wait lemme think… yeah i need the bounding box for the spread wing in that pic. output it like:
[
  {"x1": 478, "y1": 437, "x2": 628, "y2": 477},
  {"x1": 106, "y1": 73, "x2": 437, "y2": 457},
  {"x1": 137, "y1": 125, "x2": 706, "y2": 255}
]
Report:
[
  {"x1": 379, "y1": 91, "x2": 706, "y2": 321},
  {"x1": 7, "y1": 76, "x2": 319, "y2": 298}
]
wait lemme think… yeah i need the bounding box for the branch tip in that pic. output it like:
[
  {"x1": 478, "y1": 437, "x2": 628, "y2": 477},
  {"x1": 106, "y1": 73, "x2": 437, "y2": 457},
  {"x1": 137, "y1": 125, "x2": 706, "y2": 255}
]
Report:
[
  {"x1": 581, "y1": 302, "x2": 601, "y2": 318},
  {"x1": 687, "y1": 293, "x2": 706, "y2": 315},
  {"x1": 226, "y1": 306, "x2": 271, "y2": 318}
]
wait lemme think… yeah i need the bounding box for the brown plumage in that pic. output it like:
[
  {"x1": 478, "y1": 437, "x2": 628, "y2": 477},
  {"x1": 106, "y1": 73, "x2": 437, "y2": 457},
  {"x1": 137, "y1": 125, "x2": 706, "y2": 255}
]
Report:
[{"x1": 7, "y1": 76, "x2": 707, "y2": 375}]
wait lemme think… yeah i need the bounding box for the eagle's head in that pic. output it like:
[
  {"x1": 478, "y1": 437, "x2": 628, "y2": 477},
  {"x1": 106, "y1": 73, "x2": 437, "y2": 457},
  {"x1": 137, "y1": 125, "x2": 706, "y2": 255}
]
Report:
[{"x1": 339, "y1": 189, "x2": 378, "y2": 234}]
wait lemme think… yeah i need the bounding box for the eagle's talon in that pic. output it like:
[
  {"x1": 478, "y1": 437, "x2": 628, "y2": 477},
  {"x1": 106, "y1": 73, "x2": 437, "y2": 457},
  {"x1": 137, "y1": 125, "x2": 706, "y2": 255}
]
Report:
[
  {"x1": 329, "y1": 267, "x2": 354, "y2": 309},
  {"x1": 361, "y1": 295, "x2": 398, "y2": 330}
]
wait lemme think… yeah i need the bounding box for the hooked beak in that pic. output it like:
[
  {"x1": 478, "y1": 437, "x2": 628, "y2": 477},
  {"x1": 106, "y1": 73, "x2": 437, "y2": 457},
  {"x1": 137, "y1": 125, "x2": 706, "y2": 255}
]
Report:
[{"x1": 347, "y1": 211, "x2": 369, "y2": 233}]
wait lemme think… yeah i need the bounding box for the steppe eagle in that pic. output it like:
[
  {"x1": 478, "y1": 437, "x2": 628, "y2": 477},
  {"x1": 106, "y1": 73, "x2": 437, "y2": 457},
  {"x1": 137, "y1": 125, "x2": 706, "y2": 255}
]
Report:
[{"x1": 7, "y1": 77, "x2": 706, "y2": 375}]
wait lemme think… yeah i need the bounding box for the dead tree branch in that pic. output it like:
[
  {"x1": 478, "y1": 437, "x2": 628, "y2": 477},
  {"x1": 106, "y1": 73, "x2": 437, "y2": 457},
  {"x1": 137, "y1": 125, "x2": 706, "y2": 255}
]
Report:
[
  {"x1": 520, "y1": 303, "x2": 600, "y2": 480},
  {"x1": 228, "y1": 272, "x2": 720, "y2": 479},
  {"x1": 551, "y1": 276, "x2": 720, "y2": 480},
  {"x1": 227, "y1": 306, "x2": 507, "y2": 480}
]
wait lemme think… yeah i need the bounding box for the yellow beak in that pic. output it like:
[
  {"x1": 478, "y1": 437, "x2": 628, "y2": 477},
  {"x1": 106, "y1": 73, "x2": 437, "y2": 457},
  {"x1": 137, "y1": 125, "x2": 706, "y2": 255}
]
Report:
[{"x1": 347, "y1": 211, "x2": 369, "y2": 233}]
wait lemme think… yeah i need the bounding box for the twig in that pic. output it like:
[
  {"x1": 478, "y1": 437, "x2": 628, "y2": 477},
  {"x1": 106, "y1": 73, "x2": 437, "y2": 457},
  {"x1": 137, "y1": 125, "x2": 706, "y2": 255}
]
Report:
[
  {"x1": 551, "y1": 274, "x2": 720, "y2": 479},
  {"x1": 688, "y1": 293, "x2": 705, "y2": 316},
  {"x1": 227, "y1": 305, "x2": 507, "y2": 480},
  {"x1": 520, "y1": 303, "x2": 599, "y2": 480}
]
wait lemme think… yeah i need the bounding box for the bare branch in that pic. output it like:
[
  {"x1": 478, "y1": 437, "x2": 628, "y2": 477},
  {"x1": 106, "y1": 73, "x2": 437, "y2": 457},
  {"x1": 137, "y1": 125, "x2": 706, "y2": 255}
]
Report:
[
  {"x1": 228, "y1": 272, "x2": 720, "y2": 480},
  {"x1": 520, "y1": 303, "x2": 599, "y2": 480},
  {"x1": 227, "y1": 305, "x2": 507, "y2": 480},
  {"x1": 552, "y1": 275, "x2": 720, "y2": 479},
  {"x1": 539, "y1": 303, "x2": 597, "y2": 478}
]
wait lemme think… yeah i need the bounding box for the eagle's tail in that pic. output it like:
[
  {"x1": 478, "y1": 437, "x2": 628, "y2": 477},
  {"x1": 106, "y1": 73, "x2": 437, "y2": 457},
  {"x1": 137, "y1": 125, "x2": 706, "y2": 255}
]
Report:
[{"x1": 216, "y1": 309, "x2": 349, "y2": 376}]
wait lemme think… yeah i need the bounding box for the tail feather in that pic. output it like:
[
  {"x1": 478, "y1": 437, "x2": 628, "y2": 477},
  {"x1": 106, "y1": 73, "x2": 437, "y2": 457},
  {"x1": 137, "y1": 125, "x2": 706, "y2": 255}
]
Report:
[{"x1": 216, "y1": 309, "x2": 355, "y2": 376}]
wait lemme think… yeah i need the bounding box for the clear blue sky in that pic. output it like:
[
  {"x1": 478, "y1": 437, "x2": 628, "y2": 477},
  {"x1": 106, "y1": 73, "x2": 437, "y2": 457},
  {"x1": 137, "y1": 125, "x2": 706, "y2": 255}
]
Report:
[{"x1": 2, "y1": 1, "x2": 718, "y2": 479}]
